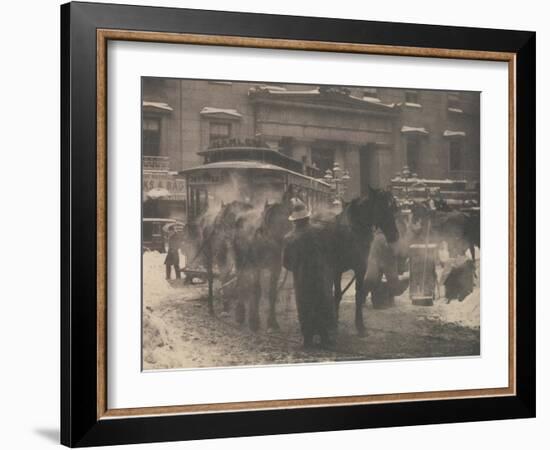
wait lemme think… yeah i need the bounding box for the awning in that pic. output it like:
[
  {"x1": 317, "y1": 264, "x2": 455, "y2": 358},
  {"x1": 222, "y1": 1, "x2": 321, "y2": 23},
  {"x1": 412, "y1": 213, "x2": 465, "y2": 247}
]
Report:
[
  {"x1": 146, "y1": 188, "x2": 170, "y2": 199},
  {"x1": 443, "y1": 130, "x2": 466, "y2": 137},
  {"x1": 200, "y1": 107, "x2": 242, "y2": 119},
  {"x1": 401, "y1": 126, "x2": 429, "y2": 135},
  {"x1": 142, "y1": 101, "x2": 173, "y2": 112}
]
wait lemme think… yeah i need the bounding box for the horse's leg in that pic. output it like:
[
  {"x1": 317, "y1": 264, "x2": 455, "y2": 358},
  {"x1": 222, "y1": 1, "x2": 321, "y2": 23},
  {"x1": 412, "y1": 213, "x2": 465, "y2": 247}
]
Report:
[
  {"x1": 364, "y1": 257, "x2": 381, "y2": 307},
  {"x1": 206, "y1": 247, "x2": 214, "y2": 316},
  {"x1": 469, "y1": 241, "x2": 476, "y2": 262},
  {"x1": 334, "y1": 272, "x2": 343, "y2": 320},
  {"x1": 355, "y1": 265, "x2": 367, "y2": 336},
  {"x1": 234, "y1": 269, "x2": 246, "y2": 325},
  {"x1": 267, "y1": 263, "x2": 281, "y2": 331},
  {"x1": 249, "y1": 268, "x2": 261, "y2": 332},
  {"x1": 218, "y1": 263, "x2": 233, "y2": 312}
]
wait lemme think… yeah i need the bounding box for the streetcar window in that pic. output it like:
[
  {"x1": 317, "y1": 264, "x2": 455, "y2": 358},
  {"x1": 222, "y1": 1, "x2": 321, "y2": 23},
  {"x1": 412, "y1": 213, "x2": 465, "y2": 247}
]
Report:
[
  {"x1": 198, "y1": 189, "x2": 208, "y2": 214},
  {"x1": 189, "y1": 187, "x2": 209, "y2": 219}
]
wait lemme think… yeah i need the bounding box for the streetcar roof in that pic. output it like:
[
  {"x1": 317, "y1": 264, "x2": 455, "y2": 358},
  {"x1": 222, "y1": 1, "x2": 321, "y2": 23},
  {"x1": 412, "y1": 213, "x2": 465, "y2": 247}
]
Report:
[
  {"x1": 197, "y1": 146, "x2": 306, "y2": 175},
  {"x1": 178, "y1": 161, "x2": 331, "y2": 187},
  {"x1": 197, "y1": 146, "x2": 297, "y2": 162}
]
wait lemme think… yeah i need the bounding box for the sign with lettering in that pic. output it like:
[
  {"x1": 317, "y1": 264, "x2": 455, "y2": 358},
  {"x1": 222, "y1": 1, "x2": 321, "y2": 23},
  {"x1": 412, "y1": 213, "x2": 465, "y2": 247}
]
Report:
[
  {"x1": 188, "y1": 170, "x2": 224, "y2": 185},
  {"x1": 143, "y1": 172, "x2": 186, "y2": 200}
]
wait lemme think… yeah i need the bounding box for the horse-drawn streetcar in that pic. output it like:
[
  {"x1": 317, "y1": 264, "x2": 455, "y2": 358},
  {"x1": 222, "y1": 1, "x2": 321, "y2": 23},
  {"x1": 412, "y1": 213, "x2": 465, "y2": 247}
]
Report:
[
  {"x1": 178, "y1": 144, "x2": 333, "y2": 221},
  {"x1": 175, "y1": 143, "x2": 335, "y2": 315}
]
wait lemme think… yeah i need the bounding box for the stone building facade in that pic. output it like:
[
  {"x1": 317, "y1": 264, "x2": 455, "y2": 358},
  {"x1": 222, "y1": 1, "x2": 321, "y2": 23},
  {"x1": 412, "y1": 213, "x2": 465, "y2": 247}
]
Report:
[{"x1": 142, "y1": 78, "x2": 480, "y2": 200}]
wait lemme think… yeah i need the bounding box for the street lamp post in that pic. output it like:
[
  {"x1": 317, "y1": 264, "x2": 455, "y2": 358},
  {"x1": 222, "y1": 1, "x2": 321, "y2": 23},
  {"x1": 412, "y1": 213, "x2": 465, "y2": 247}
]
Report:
[
  {"x1": 401, "y1": 165, "x2": 411, "y2": 203},
  {"x1": 324, "y1": 162, "x2": 351, "y2": 209}
]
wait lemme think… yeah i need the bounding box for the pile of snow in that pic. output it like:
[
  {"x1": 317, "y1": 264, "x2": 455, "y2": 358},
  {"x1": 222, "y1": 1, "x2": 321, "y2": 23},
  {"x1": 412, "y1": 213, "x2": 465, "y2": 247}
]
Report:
[
  {"x1": 428, "y1": 289, "x2": 480, "y2": 329},
  {"x1": 142, "y1": 306, "x2": 173, "y2": 365},
  {"x1": 142, "y1": 250, "x2": 183, "y2": 307},
  {"x1": 392, "y1": 249, "x2": 481, "y2": 329},
  {"x1": 393, "y1": 287, "x2": 480, "y2": 329},
  {"x1": 432, "y1": 254, "x2": 480, "y2": 328}
]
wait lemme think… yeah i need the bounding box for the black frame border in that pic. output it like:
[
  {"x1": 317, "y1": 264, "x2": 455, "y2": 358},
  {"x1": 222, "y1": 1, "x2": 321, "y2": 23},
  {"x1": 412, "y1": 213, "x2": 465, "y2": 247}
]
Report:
[{"x1": 61, "y1": 2, "x2": 535, "y2": 447}]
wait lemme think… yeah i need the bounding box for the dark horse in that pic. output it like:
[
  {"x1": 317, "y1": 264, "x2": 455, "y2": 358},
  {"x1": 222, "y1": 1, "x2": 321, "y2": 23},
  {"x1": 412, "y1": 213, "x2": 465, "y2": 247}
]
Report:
[{"x1": 314, "y1": 187, "x2": 400, "y2": 336}]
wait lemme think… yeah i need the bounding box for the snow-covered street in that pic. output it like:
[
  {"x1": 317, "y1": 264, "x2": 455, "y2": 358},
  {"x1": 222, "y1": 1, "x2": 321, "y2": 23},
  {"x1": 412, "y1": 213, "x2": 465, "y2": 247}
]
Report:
[{"x1": 142, "y1": 251, "x2": 480, "y2": 370}]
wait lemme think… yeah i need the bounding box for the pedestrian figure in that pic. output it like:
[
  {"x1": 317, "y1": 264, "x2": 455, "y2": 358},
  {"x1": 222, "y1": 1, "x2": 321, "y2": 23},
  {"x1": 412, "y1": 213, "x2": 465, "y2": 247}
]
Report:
[
  {"x1": 426, "y1": 188, "x2": 437, "y2": 212},
  {"x1": 164, "y1": 224, "x2": 182, "y2": 280},
  {"x1": 282, "y1": 198, "x2": 336, "y2": 348}
]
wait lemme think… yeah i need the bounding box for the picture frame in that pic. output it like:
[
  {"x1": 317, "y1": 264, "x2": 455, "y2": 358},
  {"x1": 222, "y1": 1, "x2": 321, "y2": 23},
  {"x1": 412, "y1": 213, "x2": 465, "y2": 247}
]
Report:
[{"x1": 60, "y1": 1, "x2": 535, "y2": 447}]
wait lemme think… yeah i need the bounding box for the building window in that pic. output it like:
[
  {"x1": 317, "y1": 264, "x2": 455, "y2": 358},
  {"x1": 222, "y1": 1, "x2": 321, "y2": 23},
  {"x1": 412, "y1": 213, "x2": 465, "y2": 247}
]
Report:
[
  {"x1": 209, "y1": 122, "x2": 231, "y2": 145},
  {"x1": 279, "y1": 137, "x2": 294, "y2": 158},
  {"x1": 405, "y1": 90, "x2": 419, "y2": 104},
  {"x1": 448, "y1": 93, "x2": 461, "y2": 109},
  {"x1": 143, "y1": 117, "x2": 161, "y2": 156},
  {"x1": 406, "y1": 137, "x2": 420, "y2": 175},
  {"x1": 449, "y1": 140, "x2": 462, "y2": 171},
  {"x1": 311, "y1": 147, "x2": 335, "y2": 175}
]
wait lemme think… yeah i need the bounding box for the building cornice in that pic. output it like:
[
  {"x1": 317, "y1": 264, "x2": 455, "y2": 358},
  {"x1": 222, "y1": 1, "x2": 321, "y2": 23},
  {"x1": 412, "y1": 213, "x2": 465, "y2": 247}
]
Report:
[{"x1": 249, "y1": 96, "x2": 398, "y2": 117}]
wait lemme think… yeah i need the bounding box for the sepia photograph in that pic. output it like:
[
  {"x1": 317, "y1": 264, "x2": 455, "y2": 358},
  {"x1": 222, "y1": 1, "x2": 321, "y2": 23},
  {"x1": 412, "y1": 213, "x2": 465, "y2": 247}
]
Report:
[
  {"x1": 57, "y1": 2, "x2": 536, "y2": 446},
  {"x1": 141, "y1": 77, "x2": 481, "y2": 370}
]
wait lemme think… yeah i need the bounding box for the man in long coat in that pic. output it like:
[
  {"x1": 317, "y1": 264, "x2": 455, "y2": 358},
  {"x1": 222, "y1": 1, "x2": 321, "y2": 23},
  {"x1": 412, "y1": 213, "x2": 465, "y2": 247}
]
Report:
[
  {"x1": 164, "y1": 224, "x2": 182, "y2": 280},
  {"x1": 282, "y1": 198, "x2": 336, "y2": 348}
]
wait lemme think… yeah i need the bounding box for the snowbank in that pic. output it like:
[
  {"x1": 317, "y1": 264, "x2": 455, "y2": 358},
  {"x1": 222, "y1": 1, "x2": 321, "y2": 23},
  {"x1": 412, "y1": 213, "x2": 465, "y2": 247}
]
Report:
[
  {"x1": 393, "y1": 287, "x2": 480, "y2": 329},
  {"x1": 142, "y1": 250, "x2": 183, "y2": 307},
  {"x1": 427, "y1": 289, "x2": 480, "y2": 329}
]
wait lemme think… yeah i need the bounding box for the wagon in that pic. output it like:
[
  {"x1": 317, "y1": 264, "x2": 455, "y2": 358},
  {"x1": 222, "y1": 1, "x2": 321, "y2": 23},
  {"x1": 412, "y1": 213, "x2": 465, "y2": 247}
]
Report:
[{"x1": 142, "y1": 218, "x2": 184, "y2": 253}]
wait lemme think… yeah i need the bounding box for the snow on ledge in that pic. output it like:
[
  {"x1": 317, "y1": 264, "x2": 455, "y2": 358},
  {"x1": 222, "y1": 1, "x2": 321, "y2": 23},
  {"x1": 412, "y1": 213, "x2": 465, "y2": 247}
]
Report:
[
  {"x1": 443, "y1": 130, "x2": 466, "y2": 137},
  {"x1": 200, "y1": 107, "x2": 243, "y2": 118},
  {"x1": 362, "y1": 96, "x2": 381, "y2": 103},
  {"x1": 401, "y1": 126, "x2": 429, "y2": 135},
  {"x1": 143, "y1": 101, "x2": 173, "y2": 112}
]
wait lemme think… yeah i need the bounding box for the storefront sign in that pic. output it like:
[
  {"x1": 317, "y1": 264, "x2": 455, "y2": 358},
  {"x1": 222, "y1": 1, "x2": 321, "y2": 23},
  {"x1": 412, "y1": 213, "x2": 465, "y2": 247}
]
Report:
[{"x1": 143, "y1": 172, "x2": 186, "y2": 200}]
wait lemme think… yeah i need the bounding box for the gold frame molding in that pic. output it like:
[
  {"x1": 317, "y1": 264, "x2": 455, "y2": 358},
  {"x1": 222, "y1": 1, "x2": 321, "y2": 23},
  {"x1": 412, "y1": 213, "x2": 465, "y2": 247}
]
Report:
[{"x1": 96, "y1": 29, "x2": 516, "y2": 420}]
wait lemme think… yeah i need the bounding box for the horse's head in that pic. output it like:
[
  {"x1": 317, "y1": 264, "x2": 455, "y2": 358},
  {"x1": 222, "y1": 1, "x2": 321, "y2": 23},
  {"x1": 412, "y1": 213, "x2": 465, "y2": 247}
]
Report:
[
  {"x1": 261, "y1": 201, "x2": 292, "y2": 241},
  {"x1": 348, "y1": 187, "x2": 399, "y2": 244},
  {"x1": 214, "y1": 200, "x2": 254, "y2": 231},
  {"x1": 372, "y1": 188, "x2": 400, "y2": 244}
]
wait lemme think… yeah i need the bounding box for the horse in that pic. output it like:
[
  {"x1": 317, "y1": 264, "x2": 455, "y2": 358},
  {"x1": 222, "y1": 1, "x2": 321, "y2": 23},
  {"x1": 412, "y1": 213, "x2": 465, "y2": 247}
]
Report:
[
  {"x1": 198, "y1": 200, "x2": 257, "y2": 314},
  {"x1": 410, "y1": 202, "x2": 480, "y2": 260},
  {"x1": 313, "y1": 187, "x2": 400, "y2": 336},
  {"x1": 196, "y1": 199, "x2": 291, "y2": 330},
  {"x1": 233, "y1": 201, "x2": 292, "y2": 331}
]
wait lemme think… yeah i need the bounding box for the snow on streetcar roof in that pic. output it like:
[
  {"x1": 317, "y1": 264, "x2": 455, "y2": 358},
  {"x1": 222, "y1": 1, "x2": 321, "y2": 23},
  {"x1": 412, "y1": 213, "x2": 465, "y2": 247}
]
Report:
[{"x1": 179, "y1": 161, "x2": 330, "y2": 186}]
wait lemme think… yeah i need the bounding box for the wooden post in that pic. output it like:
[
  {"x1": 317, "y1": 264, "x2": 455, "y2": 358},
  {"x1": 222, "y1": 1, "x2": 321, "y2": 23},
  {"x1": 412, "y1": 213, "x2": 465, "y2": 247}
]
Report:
[{"x1": 409, "y1": 243, "x2": 438, "y2": 306}]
